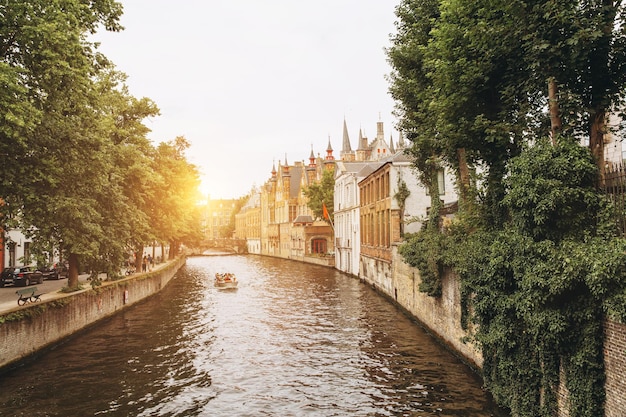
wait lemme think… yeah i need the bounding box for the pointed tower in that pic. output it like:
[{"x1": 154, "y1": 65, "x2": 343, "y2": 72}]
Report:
[
  {"x1": 376, "y1": 120, "x2": 384, "y2": 141},
  {"x1": 325, "y1": 136, "x2": 335, "y2": 161},
  {"x1": 307, "y1": 145, "x2": 317, "y2": 183},
  {"x1": 389, "y1": 133, "x2": 395, "y2": 154},
  {"x1": 370, "y1": 121, "x2": 391, "y2": 161},
  {"x1": 308, "y1": 145, "x2": 316, "y2": 167},
  {"x1": 340, "y1": 118, "x2": 355, "y2": 162},
  {"x1": 356, "y1": 128, "x2": 371, "y2": 161},
  {"x1": 282, "y1": 154, "x2": 291, "y2": 200}
]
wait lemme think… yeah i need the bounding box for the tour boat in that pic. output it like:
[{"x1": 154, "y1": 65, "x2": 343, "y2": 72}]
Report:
[{"x1": 215, "y1": 272, "x2": 238, "y2": 289}]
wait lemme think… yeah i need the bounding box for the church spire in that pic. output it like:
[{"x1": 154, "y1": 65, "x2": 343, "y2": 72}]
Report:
[{"x1": 342, "y1": 118, "x2": 352, "y2": 152}]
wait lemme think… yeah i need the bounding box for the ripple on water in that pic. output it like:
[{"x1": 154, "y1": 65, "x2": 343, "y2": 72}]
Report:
[{"x1": 0, "y1": 255, "x2": 504, "y2": 417}]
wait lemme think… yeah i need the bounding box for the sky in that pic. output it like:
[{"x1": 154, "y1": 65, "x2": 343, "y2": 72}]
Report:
[{"x1": 92, "y1": 1, "x2": 400, "y2": 199}]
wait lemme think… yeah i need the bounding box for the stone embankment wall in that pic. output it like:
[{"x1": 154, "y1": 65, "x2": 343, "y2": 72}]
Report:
[
  {"x1": 0, "y1": 256, "x2": 186, "y2": 371},
  {"x1": 360, "y1": 245, "x2": 482, "y2": 369},
  {"x1": 360, "y1": 244, "x2": 626, "y2": 416}
]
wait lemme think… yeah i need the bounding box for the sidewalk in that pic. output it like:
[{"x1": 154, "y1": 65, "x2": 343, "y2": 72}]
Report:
[
  {"x1": 0, "y1": 263, "x2": 168, "y2": 315},
  {"x1": 0, "y1": 274, "x2": 92, "y2": 314}
]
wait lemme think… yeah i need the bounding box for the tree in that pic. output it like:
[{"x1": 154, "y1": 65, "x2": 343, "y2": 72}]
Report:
[
  {"x1": 303, "y1": 168, "x2": 335, "y2": 221},
  {"x1": 150, "y1": 137, "x2": 203, "y2": 259},
  {"x1": 0, "y1": 0, "x2": 123, "y2": 209},
  {"x1": 389, "y1": 1, "x2": 626, "y2": 415}
]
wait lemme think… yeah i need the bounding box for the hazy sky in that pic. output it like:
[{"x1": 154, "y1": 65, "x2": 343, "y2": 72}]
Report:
[{"x1": 93, "y1": 1, "x2": 399, "y2": 199}]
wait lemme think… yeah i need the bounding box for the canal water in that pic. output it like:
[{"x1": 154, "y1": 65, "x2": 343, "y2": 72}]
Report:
[{"x1": 0, "y1": 255, "x2": 504, "y2": 416}]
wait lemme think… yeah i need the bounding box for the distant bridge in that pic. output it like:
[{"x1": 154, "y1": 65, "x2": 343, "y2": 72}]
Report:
[{"x1": 191, "y1": 238, "x2": 247, "y2": 255}]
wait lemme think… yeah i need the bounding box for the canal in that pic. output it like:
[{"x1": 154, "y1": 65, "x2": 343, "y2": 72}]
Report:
[{"x1": 0, "y1": 255, "x2": 504, "y2": 416}]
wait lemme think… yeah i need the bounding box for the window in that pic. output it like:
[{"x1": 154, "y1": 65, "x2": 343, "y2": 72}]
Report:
[
  {"x1": 438, "y1": 170, "x2": 445, "y2": 194},
  {"x1": 8, "y1": 242, "x2": 16, "y2": 267},
  {"x1": 311, "y1": 238, "x2": 327, "y2": 254}
]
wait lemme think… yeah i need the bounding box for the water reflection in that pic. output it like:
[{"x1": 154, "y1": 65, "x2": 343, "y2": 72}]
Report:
[{"x1": 0, "y1": 255, "x2": 504, "y2": 416}]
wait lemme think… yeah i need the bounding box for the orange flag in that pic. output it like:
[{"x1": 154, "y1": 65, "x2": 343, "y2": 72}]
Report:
[{"x1": 322, "y1": 202, "x2": 330, "y2": 220}]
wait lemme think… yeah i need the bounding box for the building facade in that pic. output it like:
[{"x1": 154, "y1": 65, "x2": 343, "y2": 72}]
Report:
[
  {"x1": 358, "y1": 152, "x2": 458, "y2": 292},
  {"x1": 334, "y1": 161, "x2": 375, "y2": 277},
  {"x1": 202, "y1": 198, "x2": 239, "y2": 240},
  {"x1": 235, "y1": 188, "x2": 262, "y2": 254}
]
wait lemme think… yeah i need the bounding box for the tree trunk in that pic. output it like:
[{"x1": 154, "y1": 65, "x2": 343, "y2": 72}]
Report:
[
  {"x1": 169, "y1": 241, "x2": 178, "y2": 259},
  {"x1": 428, "y1": 167, "x2": 442, "y2": 230},
  {"x1": 134, "y1": 245, "x2": 144, "y2": 272},
  {"x1": 67, "y1": 252, "x2": 80, "y2": 288},
  {"x1": 548, "y1": 77, "x2": 562, "y2": 145},
  {"x1": 589, "y1": 110, "x2": 606, "y2": 186}
]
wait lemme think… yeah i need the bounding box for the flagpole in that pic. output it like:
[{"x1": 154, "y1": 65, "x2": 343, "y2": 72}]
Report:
[{"x1": 323, "y1": 201, "x2": 334, "y2": 233}]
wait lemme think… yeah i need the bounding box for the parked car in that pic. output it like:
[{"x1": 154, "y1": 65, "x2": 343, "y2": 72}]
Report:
[
  {"x1": 55, "y1": 264, "x2": 69, "y2": 279},
  {"x1": 0, "y1": 267, "x2": 15, "y2": 287},
  {"x1": 12, "y1": 266, "x2": 44, "y2": 287},
  {"x1": 39, "y1": 265, "x2": 60, "y2": 280}
]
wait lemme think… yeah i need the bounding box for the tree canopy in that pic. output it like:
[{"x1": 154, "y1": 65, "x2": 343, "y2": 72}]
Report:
[
  {"x1": 0, "y1": 0, "x2": 203, "y2": 288},
  {"x1": 388, "y1": 1, "x2": 626, "y2": 415},
  {"x1": 303, "y1": 168, "x2": 335, "y2": 221}
]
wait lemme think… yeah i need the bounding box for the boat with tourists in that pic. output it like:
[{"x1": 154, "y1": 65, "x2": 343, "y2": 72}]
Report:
[{"x1": 215, "y1": 272, "x2": 238, "y2": 289}]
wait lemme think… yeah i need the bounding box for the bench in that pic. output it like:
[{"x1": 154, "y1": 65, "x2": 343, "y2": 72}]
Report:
[{"x1": 16, "y1": 287, "x2": 42, "y2": 306}]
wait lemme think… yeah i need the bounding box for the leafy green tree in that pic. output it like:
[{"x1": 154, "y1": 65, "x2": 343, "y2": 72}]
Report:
[
  {"x1": 95, "y1": 69, "x2": 160, "y2": 281},
  {"x1": 0, "y1": 0, "x2": 123, "y2": 208},
  {"x1": 452, "y1": 138, "x2": 626, "y2": 416},
  {"x1": 303, "y1": 168, "x2": 335, "y2": 221},
  {"x1": 151, "y1": 136, "x2": 203, "y2": 259},
  {"x1": 389, "y1": 1, "x2": 626, "y2": 415},
  {"x1": 387, "y1": 0, "x2": 451, "y2": 225}
]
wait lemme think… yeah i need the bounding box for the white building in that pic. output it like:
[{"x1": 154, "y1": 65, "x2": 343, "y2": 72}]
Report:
[
  {"x1": 3, "y1": 229, "x2": 37, "y2": 268},
  {"x1": 334, "y1": 161, "x2": 380, "y2": 277}
]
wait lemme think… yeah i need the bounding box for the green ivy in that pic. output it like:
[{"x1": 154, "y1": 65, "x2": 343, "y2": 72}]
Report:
[
  {"x1": 399, "y1": 227, "x2": 445, "y2": 296},
  {"x1": 402, "y1": 137, "x2": 626, "y2": 416}
]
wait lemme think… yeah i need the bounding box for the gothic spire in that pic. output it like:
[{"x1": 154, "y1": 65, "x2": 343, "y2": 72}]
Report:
[{"x1": 342, "y1": 118, "x2": 352, "y2": 152}]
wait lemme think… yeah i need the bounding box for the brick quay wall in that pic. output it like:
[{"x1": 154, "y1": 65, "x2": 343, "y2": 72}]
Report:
[{"x1": 0, "y1": 256, "x2": 186, "y2": 371}]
